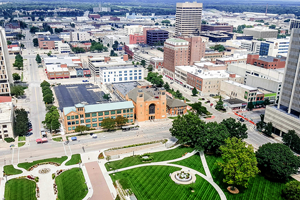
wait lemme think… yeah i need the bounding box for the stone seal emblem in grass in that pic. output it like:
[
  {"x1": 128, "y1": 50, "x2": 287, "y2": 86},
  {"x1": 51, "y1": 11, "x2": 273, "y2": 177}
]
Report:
[
  {"x1": 38, "y1": 168, "x2": 51, "y2": 174},
  {"x1": 171, "y1": 170, "x2": 196, "y2": 185}
]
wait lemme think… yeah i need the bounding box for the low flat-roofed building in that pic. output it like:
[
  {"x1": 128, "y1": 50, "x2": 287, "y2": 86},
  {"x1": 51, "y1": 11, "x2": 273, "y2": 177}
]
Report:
[
  {"x1": 243, "y1": 27, "x2": 278, "y2": 39},
  {"x1": 63, "y1": 101, "x2": 135, "y2": 133},
  {"x1": 109, "y1": 82, "x2": 140, "y2": 100},
  {"x1": 223, "y1": 98, "x2": 248, "y2": 110},
  {"x1": 0, "y1": 102, "x2": 14, "y2": 141},
  {"x1": 246, "y1": 54, "x2": 286, "y2": 69},
  {"x1": 166, "y1": 98, "x2": 187, "y2": 115},
  {"x1": 46, "y1": 64, "x2": 70, "y2": 79}
]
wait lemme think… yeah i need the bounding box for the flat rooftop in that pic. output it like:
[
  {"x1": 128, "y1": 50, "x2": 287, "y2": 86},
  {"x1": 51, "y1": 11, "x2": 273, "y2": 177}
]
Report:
[
  {"x1": 99, "y1": 65, "x2": 143, "y2": 71},
  {"x1": 224, "y1": 98, "x2": 247, "y2": 105},
  {"x1": 224, "y1": 80, "x2": 257, "y2": 90},
  {"x1": 54, "y1": 84, "x2": 107, "y2": 111},
  {"x1": 0, "y1": 102, "x2": 13, "y2": 123},
  {"x1": 112, "y1": 82, "x2": 140, "y2": 97}
]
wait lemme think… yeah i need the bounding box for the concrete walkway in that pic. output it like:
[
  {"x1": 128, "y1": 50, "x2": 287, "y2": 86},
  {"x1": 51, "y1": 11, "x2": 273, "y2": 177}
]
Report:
[{"x1": 106, "y1": 151, "x2": 226, "y2": 200}]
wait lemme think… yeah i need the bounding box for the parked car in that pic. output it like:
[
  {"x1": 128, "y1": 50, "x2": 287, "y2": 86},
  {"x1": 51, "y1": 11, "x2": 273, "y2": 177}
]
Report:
[
  {"x1": 26, "y1": 132, "x2": 33, "y2": 137},
  {"x1": 82, "y1": 80, "x2": 89, "y2": 82},
  {"x1": 91, "y1": 134, "x2": 97, "y2": 138},
  {"x1": 71, "y1": 137, "x2": 77, "y2": 141},
  {"x1": 28, "y1": 128, "x2": 32, "y2": 132},
  {"x1": 64, "y1": 141, "x2": 69, "y2": 145},
  {"x1": 239, "y1": 118, "x2": 245, "y2": 122}
]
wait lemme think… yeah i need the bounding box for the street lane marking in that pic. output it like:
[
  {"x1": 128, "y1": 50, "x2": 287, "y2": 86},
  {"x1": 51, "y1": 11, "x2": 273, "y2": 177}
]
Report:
[
  {"x1": 62, "y1": 143, "x2": 67, "y2": 156},
  {"x1": 68, "y1": 144, "x2": 72, "y2": 155},
  {"x1": 34, "y1": 87, "x2": 42, "y2": 137}
]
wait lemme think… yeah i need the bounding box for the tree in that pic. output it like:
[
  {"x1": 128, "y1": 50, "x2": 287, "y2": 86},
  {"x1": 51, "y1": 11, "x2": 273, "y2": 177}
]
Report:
[
  {"x1": 7, "y1": 40, "x2": 12, "y2": 45},
  {"x1": 103, "y1": 94, "x2": 111, "y2": 101},
  {"x1": 282, "y1": 181, "x2": 300, "y2": 200},
  {"x1": 283, "y1": 130, "x2": 300, "y2": 154},
  {"x1": 163, "y1": 82, "x2": 170, "y2": 91},
  {"x1": 33, "y1": 38, "x2": 38, "y2": 47},
  {"x1": 215, "y1": 96, "x2": 224, "y2": 111},
  {"x1": 54, "y1": 28, "x2": 63, "y2": 33},
  {"x1": 170, "y1": 112, "x2": 206, "y2": 149},
  {"x1": 43, "y1": 93, "x2": 54, "y2": 104},
  {"x1": 47, "y1": 51, "x2": 52, "y2": 56},
  {"x1": 30, "y1": 26, "x2": 39, "y2": 34},
  {"x1": 256, "y1": 114, "x2": 266, "y2": 131},
  {"x1": 115, "y1": 116, "x2": 128, "y2": 127},
  {"x1": 10, "y1": 85, "x2": 25, "y2": 97},
  {"x1": 201, "y1": 20, "x2": 208, "y2": 24},
  {"x1": 218, "y1": 137, "x2": 259, "y2": 190},
  {"x1": 72, "y1": 47, "x2": 85, "y2": 53},
  {"x1": 20, "y1": 43, "x2": 24, "y2": 49},
  {"x1": 16, "y1": 33, "x2": 25, "y2": 40},
  {"x1": 14, "y1": 108, "x2": 29, "y2": 136},
  {"x1": 42, "y1": 106, "x2": 60, "y2": 133},
  {"x1": 192, "y1": 87, "x2": 198, "y2": 96},
  {"x1": 263, "y1": 99, "x2": 270, "y2": 106},
  {"x1": 12, "y1": 73, "x2": 21, "y2": 81},
  {"x1": 147, "y1": 65, "x2": 153, "y2": 72},
  {"x1": 112, "y1": 41, "x2": 119, "y2": 50},
  {"x1": 203, "y1": 122, "x2": 230, "y2": 154},
  {"x1": 147, "y1": 72, "x2": 164, "y2": 87},
  {"x1": 247, "y1": 101, "x2": 254, "y2": 110},
  {"x1": 42, "y1": 88, "x2": 53, "y2": 97},
  {"x1": 40, "y1": 80, "x2": 50, "y2": 88},
  {"x1": 190, "y1": 102, "x2": 208, "y2": 116},
  {"x1": 132, "y1": 61, "x2": 135, "y2": 65},
  {"x1": 101, "y1": 118, "x2": 116, "y2": 131},
  {"x1": 210, "y1": 44, "x2": 225, "y2": 52},
  {"x1": 161, "y1": 20, "x2": 170, "y2": 24},
  {"x1": 110, "y1": 50, "x2": 117, "y2": 56},
  {"x1": 70, "y1": 23, "x2": 75, "y2": 28},
  {"x1": 75, "y1": 125, "x2": 89, "y2": 134},
  {"x1": 269, "y1": 24, "x2": 276, "y2": 29},
  {"x1": 263, "y1": 122, "x2": 273, "y2": 137},
  {"x1": 155, "y1": 22, "x2": 159, "y2": 25},
  {"x1": 220, "y1": 118, "x2": 248, "y2": 139},
  {"x1": 256, "y1": 143, "x2": 300, "y2": 181},
  {"x1": 175, "y1": 90, "x2": 182, "y2": 99},
  {"x1": 36, "y1": 54, "x2": 42, "y2": 63},
  {"x1": 141, "y1": 60, "x2": 146, "y2": 68}
]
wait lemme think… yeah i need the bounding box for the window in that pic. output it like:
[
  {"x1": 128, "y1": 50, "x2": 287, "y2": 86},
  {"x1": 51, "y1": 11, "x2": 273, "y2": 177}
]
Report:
[
  {"x1": 111, "y1": 116, "x2": 116, "y2": 119},
  {"x1": 75, "y1": 115, "x2": 78, "y2": 119},
  {"x1": 105, "y1": 117, "x2": 109, "y2": 119},
  {"x1": 99, "y1": 117, "x2": 103, "y2": 121},
  {"x1": 92, "y1": 118, "x2": 97, "y2": 122},
  {"x1": 111, "y1": 110, "x2": 115, "y2": 114},
  {"x1": 130, "y1": 77, "x2": 133, "y2": 80},
  {"x1": 92, "y1": 123, "x2": 97, "y2": 127},
  {"x1": 67, "y1": 116, "x2": 70, "y2": 120},
  {"x1": 98, "y1": 112, "x2": 103, "y2": 116},
  {"x1": 68, "y1": 122, "x2": 71, "y2": 125},
  {"x1": 86, "y1": 119, "x2": 91, "y2": 123},
  {"x1": 119, "y1": 77, "x2": 122, "y2": 81},
  {"x1": 117, "y1": 110, "x2": 121, "y2": 114},
  {"x1": 72, "y1": 121, "x2": 75, "y2": 125},
  {"x1": 85, "y1": 113, "x2": 90, "y2": 118},
  {"x1": 92, "y1": 113, "x2": 97, "y2": 117},
  {"x1": 80, "y1": 114, "x2": 83, "y2": 118},
  {"x1": 125, "y1": 77, "x2": 127, "y2": 81},
  {"x1": 119, "y1": 71, "x2": 122, "y2": 73},
  {"x1": 139, "y1": 76, "x2": 142, "y2": 80},
  {"x1": 99, "y1": 123, "x2": 102, "y2": 126},
  {"x1": 72, "y1": 126, "x2": 76, "y2": 130},
  {"x1": 80, "y1": 120, "x2": 84, "y2": 123},
  {"x1": 130, "y1": 114, "x2": 133, "y2": 117},
  {"x1": 76, "y1": 121, "x2": 79, "y2": 124},
  {"x1": 123, "y1": 115, "x2": 126, "y2": 117},
  {"x1": 119, "y1": 74, "x2": 122, "y2": 77},
  {"x1": 134, "y1": 76, "x2": 137, "y2": 80},
  {"x1": 130, "y1": 109, "x2": 133, "y2": 112},
  {"x1": 68, "y1": 127, "x2": 71, "y2": 131},
  {"x1": 139, "y1": 70, "x2": 142, "y2": 72},
  {"x1": 123, "y1": 109, "x2": 126, "y2": 113},
  {"x1": 86, "y1": 124, "x2": 91, "y2": 128},
  {"x1": 134, "y1": 70, "x2": 137, "y2": 72},
  {"x1": 105, "y1": 111, "x2": 109, "y2": 115}
]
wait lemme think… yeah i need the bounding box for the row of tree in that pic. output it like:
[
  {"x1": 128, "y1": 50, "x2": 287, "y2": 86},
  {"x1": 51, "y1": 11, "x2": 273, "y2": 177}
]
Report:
[
  {"x1": 40, "y1": 80, "x2": 54, "y2": 104},
  {"x1": 90, "y1": 41, "x2": 108, "y2": 52},
  {"x1": 36, "y1": 54, "x2": 42, "y2": 63},
  {"x1": 42, "y1": 105, "x2": 60, "y2": 133},
  {"x1": 13, "y1": 54, "x2": 23, "y2": 70},
  {"x1": 146, "y1": 72, "x2": 164, "y2": 87},
  {"x1": 14, "y1": 108, "x2": 29, "y2": 136}
]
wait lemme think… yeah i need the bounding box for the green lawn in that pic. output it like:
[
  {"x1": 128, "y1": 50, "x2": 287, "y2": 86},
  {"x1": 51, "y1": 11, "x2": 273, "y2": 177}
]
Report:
[
  {"x1": 18, "y1": 156, "x2": 68, "y2": 170},
  {"x1": 56, "y1": 168, "x2": 88, "y2": 200},
  {"x1": 3, "y1": 165, "x2": 23, "y2": 176},
  {"x1": 105, "y1": 146, "x2": 193, "y2": 171},
  {"x1": 18, "y1": 136, "x2": 25, "y2": 141},
  {"x1": 18, "y1": 142, "x2": 26, "y2": 147},
  {"x1": 52, "y1": 137, "x2": 62, "y2": 142},
  {"x1": 168, "y1": 116, "x2": 178, "y2": 119},
  {"x1": 65, "y1": 154, "x2": 81, "y2": 166},
  {"x1": 172, "y1": 152, "x2": 206, "y2": 175},
  {"x1": 111, "y1": 166, "x2": 220, "y2": 200},
  {"x1": 4, "y1": 178, "x2": 36, "y2": 200},
  {"x1": 205, "y1": 154, "x2": 287, "y2": 200}
]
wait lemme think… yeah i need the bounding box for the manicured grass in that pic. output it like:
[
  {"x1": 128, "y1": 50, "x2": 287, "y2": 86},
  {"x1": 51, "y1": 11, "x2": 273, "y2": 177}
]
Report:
[
  {"x1": 168, "y1": 116, "x2": 178, "y2": 119},
  {"x1": 56, "y1": 168, "x2": 88, "y2": 200},
  {"x1": 105, "y1": 146, "x2": 194, "y2": 171},
  {"x1": 18, "y1": 136, "x2": 25, "y2": 141},
  {"x1": 111, "y1": 166, "x2": 220, "y2": 200},
  {"x1": 172, "y1": 152, "x2": 206, "y2": 175},
  {"x1": 18, "y1": 156, "x2": 68, "y2": 170},
  {"x1": 52, "y1": 137, "x2": 62, "y2": 142},
  {"x1": 65, "y1": 154, "x2": 81, "y2": 166},
  {"x1": 4, "y1": 178, "x2": 36, "y2": 200},
  {"x1": 3, "y1": 165, "x2": 23, "y2": 176},
  {"x1": 18, "y1": 142, "x2": 26, "y2": 147},
  {"x1": 205, "y1": 154, "x2": 287, "y2": 200}
]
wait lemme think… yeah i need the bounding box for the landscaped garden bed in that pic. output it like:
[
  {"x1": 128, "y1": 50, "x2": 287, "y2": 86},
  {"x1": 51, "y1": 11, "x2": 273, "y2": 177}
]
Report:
[
  {"x1": 18, "y1": 142, "x2": 26, "y2": 147},
  {"x1": 4, "y1": 178, "x2": 37, "y2": 200},
  {"x1": 55, "y1": 168, "x2": 88, "y2": 200},
  {"x1": 18, "y1": 156, "x2": 68, "y2": 171},
  {"x1": 105, "y1": 146, "x2": 193, "y2": 171}
]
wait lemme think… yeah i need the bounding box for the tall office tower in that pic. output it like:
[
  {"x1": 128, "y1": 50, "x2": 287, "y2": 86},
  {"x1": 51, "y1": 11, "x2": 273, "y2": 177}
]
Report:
[
  {"x1": 289, "y1": 19, "x2": 300, "y2": 32},
  {"x1": 175, "y1": 2, "x2": 203, "y2": 36},
  {"x1": 0, "y1": 27, "x2": 12, "y2": 96},
  {"x1": 264, "y1": 28, "x2": 300, "y2": 136}
]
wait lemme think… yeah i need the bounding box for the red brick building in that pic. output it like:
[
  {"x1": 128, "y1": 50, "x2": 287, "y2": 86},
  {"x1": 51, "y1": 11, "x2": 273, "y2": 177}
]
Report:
[
  {"x1": 38, "y1": 35, "x2": 61, "y2": 50},
  {"x1": 88, "y1": 14, "x2": 101, "y2": 19},
  {"x1": 129, "y1": 33, "x2": 145, "y2": 44},
  {"x1": 246, "y1": 54, "x2": 286, "y2": 69},
  {"x1": 124, "y1": 45, "x2": 134, "y2": 58},
  {"x1": 143, "y1": 27, "x2": 158, "y2": 44}
]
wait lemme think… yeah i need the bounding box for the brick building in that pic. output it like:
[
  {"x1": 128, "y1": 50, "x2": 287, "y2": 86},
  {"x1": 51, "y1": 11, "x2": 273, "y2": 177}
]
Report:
[
  {"x1": 38, "y1": 35, "x2": 62, "y2": 50},
  {"x1": 166, "y1": 99, "x2": 187, "y2": 115},
  {"x1": 129, "y1": 33, "x2": 145, "y2": 44},
  {"x1": 143, "y1": 27, "x2": 158, "y2": 44},
  {"x1": 201, "y1": 23, "x2": 233, "y2": 32},
  {"x1": 63, "y1": 102, "x2": 134, "y2": 133},
  {"x1": 246, "y1": 54, "x2": 286, "y2": 69}
]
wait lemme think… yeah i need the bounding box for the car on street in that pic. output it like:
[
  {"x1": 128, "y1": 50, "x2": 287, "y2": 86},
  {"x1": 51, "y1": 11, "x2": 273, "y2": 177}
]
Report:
[
  {"x1": 64, "y1": 141, "x2": 69, "y2": 145},
  {"x1": 82, "y1": 80, "x2": 89, "y2": 82},
  {"x1": 91, "y1": 134, "x2": 97, "y2": 138},
  {"x1": 28, "y1": 128, "x2": 32, "y2": 132},
  {"x1": 239, "y1": 118, "x2": 245, "y2": 122},
  {"x1": 26, "y1": 132, "x2": 33, "y2": 137}
]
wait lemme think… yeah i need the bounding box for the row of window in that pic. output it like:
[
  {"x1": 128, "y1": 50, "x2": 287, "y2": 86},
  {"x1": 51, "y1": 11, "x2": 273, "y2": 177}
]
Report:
[
  {"x1": 67, "y1": 119, "x2": 134, "y2": 131},
  {"x1": 67, "y1": 114, "x2": 134, "y2": 125},
  {"x1": 67, "y1": 109, "x2": 133, "y2": 120},
  {"x1": 104, "y1": 76, "x2": 142, "y2": 82},
  {"x1": 104, "y1": 70, "x2": 142, "y2": 74}
]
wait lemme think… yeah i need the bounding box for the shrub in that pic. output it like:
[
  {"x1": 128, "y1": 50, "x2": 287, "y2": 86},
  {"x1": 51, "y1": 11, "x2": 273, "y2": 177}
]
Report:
[
  {"x1": 140, "y1": 153, "x2": 154, "y2": 162},
  {"x1": 98, "y1": 153, "x2": 104, "y2": 159},
  {"x1": 34, "y1": 177, "x2": 39, "y2": 182},
  {"x1": 52, "y1": 173, "x2": 55, "y2": 179},
  {"x1": 4, "y1": 137, "x2": 15, "y2": 143},
  {"x1": 282, "y1": 180, "x2": 300, "y2": 200}
]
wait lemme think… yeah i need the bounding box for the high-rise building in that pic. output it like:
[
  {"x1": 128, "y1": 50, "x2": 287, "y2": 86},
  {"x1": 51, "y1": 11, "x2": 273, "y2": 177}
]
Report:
[
  {"x1": 289, "y1": 19, "x2": 300, "y2": 32},
  {"x1": 264, "y1": 28, "x2": 300, "y2": 136},
  {"x1": 163, "y1": 36, "x2": 205, "y2": 78},
  {"x1": 175, "y1": 2, "x2": 203, "y2": 36},
  {"x1": 0, "y1": 27, "x2": 12, "y2": 95}
]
